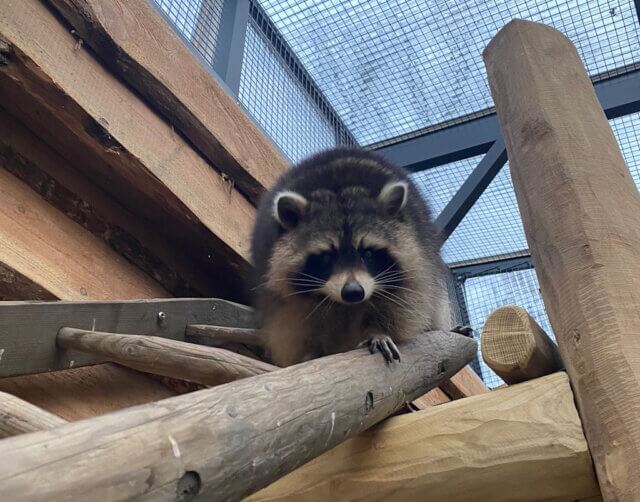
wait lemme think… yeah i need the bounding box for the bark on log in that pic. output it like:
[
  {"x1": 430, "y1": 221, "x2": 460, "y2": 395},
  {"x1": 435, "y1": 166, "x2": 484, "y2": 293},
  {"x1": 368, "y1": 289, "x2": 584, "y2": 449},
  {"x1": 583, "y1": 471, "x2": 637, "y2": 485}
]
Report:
[
  {"x1": 481, "y1": 305, "x2": 563, "y2": 384},
  {"x1": 57, "y1": 327, "x2": 277, "y2": 386},
  {"x1": 484, "y1": 19, "x2": 640, "y2": 501},
  {"x1": 249, "y1": 373, "x2": 600, "y2": 502},
  {"x1": 0, "y1": 391, "x2": 67, "y2": 438},
  {"x1": 0, "y1": 331, "x2": 476, "y2": 501}
]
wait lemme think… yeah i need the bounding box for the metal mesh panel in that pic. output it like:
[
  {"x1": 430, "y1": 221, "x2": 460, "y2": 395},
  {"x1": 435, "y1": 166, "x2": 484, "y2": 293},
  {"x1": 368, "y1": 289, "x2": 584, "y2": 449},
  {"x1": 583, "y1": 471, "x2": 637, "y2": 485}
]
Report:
[
  {"x1": 259, "y1": 0, "x2": 640, "y2": 145},
  {"x1": 239, "y1": 23, "x2": 339, "y2": 162},
  {"x1": 611, "y1": 111, "x2": 640, "y2": 186},
  {"x1": 153, "y1": 0, "x2": 224, "y2": 67}
]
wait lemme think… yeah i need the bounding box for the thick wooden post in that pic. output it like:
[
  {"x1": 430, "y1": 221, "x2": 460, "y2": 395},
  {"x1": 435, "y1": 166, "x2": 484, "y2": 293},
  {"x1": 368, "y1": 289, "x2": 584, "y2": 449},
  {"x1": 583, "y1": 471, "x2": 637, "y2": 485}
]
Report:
[
  {"x1": 0, "y1": 332, "x2": 476, "y2": 500},
  {"x1": 484, "y1": 20, "x2": 640, "y2": 501},
  {"x1": 0, "y1": 391, "x2": 66, "y2": 438}
]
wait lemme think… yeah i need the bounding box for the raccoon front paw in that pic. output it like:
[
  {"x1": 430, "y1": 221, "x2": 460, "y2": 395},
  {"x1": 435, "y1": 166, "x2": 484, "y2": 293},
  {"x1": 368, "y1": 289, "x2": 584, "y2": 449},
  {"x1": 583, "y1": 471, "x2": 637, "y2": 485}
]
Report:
[
  {"x1": 358, "y1": 334, "x2": 401, "y2": 363},
  {"x1": 451, "y1": 325, "x2": 474, "y2": 338}
]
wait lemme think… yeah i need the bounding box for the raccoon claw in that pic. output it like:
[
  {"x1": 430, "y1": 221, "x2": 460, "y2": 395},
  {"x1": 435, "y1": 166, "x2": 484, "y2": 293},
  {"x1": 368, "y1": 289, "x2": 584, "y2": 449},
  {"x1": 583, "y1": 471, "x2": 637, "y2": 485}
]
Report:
[
  {"x1": 358, "y1": 335, "x2": 401, "y2": 363},
  {"x1": 451, "y1": 325, "x2": 474, "y2": 338}
]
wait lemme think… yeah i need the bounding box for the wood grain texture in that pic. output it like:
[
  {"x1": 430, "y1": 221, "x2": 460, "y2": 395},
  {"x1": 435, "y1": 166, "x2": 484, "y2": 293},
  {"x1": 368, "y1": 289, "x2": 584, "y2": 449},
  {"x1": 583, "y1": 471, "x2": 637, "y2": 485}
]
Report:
[
  {"x1": 0, "y1": 365, "x2": 176, "y2": 421},
  {"x1": 0, "y1": 331, "x2": 476, "y2": 501},
  {"x1": 0, "y1": 166, "x2": 167, "y2": 301},
  {"x1": 57, "y1": 327, "x2": 277, "y2": 386},
  {"x1": 439, "y1": 365, "x2": 488, "y2": 400},
  {"x1": 481, "y1": 305, "x2": 563, "y2": 384},
  {"x1": 484, "y1": 19, "x2": 640, "y2": 501},
  {"x1": 45, "y1": 0, "x2": 288, "y2": 203},
  {"x1": 411, "y1": 386, "x2": 451, "y2": 408},
  {"x1": 0, "y1": 0, "x2": 255, "y2": 299},
  {"x1": 249, "y1": 373, "x2": 600, "y2": 502},
  {"x1": 0, "y1": 391, "x2": 66, "y2": 438},
  {"x1": 0, "y1": 298, "x2": 254, "y2": 378},
  {"x1": 0, "y1": 107, "x2": 212, "y2": 296}
]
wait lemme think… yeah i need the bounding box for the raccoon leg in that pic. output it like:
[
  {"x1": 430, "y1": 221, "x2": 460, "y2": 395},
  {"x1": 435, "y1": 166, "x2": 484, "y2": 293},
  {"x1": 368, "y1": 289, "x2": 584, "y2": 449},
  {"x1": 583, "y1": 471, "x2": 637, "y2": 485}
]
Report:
[
  {"x1": 451, "y1": 325, "x2": 474, "y2": 338},
  {"x1": 358, "y1": 334, "x2": 401, "y2": 362}
]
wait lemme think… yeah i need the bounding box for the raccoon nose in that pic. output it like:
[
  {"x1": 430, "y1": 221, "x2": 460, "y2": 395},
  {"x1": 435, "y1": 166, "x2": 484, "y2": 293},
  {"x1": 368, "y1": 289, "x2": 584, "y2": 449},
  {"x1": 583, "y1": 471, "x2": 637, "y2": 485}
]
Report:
[{"x1": 341, "y1": 281, "x2": 365, "y2": 303}]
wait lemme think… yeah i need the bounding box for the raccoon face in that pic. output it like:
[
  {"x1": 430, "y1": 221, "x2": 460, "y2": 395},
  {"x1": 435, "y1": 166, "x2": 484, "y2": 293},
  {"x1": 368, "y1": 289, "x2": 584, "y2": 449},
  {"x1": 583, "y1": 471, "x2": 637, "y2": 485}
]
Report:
[{"x1": 270, "y1": 181, "x2": 408, "y2": 305}]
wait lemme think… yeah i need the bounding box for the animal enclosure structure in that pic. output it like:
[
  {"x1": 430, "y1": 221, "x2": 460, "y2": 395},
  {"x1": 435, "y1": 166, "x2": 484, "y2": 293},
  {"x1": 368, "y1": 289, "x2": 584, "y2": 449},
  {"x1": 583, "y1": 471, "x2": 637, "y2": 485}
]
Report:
[{"x1": 0, "y1": 0, "x2": 639, "y2": 501}]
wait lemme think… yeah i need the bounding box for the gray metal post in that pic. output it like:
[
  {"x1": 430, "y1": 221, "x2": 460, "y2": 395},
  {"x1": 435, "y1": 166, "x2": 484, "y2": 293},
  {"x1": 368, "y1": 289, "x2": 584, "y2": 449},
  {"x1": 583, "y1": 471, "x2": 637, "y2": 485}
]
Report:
[{"x1": 212, "y1": 0, "x2": 250, "y2": 95}]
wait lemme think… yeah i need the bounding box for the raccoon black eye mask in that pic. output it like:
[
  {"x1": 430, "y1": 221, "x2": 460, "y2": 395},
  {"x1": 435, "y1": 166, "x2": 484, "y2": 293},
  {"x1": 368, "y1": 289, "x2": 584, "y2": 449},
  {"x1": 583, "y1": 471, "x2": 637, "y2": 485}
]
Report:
[{"x1": 249, "y1": 147, "x2": 455, "y2": 366}]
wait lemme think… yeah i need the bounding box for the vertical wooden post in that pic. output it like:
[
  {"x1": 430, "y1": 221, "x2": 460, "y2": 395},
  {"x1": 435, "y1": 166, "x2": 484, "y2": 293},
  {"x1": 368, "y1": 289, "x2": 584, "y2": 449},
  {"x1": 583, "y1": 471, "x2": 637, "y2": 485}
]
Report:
[{"x1": 484, "y1": 19, "x2": 640, "y2": 501}]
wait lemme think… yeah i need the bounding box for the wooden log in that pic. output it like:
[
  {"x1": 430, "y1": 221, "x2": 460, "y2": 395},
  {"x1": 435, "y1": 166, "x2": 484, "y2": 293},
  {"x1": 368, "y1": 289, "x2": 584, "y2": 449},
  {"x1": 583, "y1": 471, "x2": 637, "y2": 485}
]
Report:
[
  {"x1": 186, "y1": 324, "x2": 265, "y2": 349},
  {"x1": 0, "y1": 298, "x2": 253, "y2": 378},
  {"x1": 0, "y1": 391, "x2": 67, "y2": 438},
  {"x1": 57, "y1": 328, "x2": 277, "y2": 386},
  {"x1": 0, "y1": 0, "x2": 255, "y2": 300},
  {"x1": 0, "y1": 167, "x2": 168, "y2": 301},
  {"x1": 249, "y1": 372, "x2": 600, "y2": 502},
  {"x1": 439, "y1": 365, "x2": 488, "y2": 400},
  {"x1": 481, "y1": 305, "x2": 563, "y2": 384},
  {"x1": 45, "y1": 0, "x2": 288, "y2": 204},
  {"x1": 484, "y1": 19, "x2": 640, "y2": 501},
  {"x1": 0, "y1": 331, "x2": 476, "y2": 500}
]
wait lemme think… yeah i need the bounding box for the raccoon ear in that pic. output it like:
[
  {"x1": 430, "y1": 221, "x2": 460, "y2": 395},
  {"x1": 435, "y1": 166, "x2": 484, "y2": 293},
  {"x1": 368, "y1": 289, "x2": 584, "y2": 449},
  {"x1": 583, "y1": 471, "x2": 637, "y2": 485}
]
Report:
[
  {"x1": 273, "y1": 191, "x2": 307, "y2": 230},
  {"x1": 378, "y1": 181, "x2": 408, "y2": 215}
]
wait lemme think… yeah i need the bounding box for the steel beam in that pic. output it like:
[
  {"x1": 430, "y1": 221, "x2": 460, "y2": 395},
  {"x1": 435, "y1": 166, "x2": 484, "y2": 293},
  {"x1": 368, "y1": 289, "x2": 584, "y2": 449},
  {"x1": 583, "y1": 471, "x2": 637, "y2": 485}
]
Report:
[
  {"x1": 212, "y1": 0, "x2": 251, "y2": 95},
  {"x1": 451, "y1": 253, "x2": 534, "y2": 279},
  {"x1": 376, "y1": 70, "x2": 640, "y2": 171},
  {"x1": 435, "y1": 137, "x2": 507, "y2": 239}
]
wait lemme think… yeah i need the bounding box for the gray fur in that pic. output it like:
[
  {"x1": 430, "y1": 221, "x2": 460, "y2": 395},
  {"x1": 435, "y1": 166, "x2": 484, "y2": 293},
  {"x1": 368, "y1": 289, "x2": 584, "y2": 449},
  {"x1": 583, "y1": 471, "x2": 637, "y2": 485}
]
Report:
[{"x1": 250, "y1": 147, "x2": 452, "y2": 367}]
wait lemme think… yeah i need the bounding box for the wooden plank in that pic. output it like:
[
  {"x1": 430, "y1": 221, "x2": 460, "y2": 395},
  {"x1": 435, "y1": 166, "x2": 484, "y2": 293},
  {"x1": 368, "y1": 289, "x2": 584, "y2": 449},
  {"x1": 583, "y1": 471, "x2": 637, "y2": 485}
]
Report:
[
  {"x1": 0, "y1": 331, "x2": 476, "y2": 500},
  {"x1": 57, "y1": 327, "x2": 277, "y2": 386},
  {"x1": 45, "y1": 0, "x2": 288, "y2": 203},
  {"x1": 439, "y1": 365, "x2": 489, "y2": 400},
  {"x1": 0, "y1": 107, "x2": 212, "y2": 296},
  {"x1": 0, "y1": 298, "x2": 254, "y2": 378},
  {"x1": 0, "y1": 0, "x2": 255, "y2": 300},
  {"x1": 484, "y1": 19, "x2": 640, "y2": 501},
  {"x1": 0, "y1": 365, "x2": 176, "y2": 421},
  {"x1": 249, "y1": 373, "x2": 600, "y2": 502},
  {"x1": 411, "y1": 387, "x2": 451, "y2": 409},
  {"x1": 481, "y1": 305, "x2": 563, "y2": 384},
  {"x1": 0, "y1": 391, "x2": 66, "y2": 438},
  {"x1": 0, "y1": 166, "x2": 167, "y2": 301}
]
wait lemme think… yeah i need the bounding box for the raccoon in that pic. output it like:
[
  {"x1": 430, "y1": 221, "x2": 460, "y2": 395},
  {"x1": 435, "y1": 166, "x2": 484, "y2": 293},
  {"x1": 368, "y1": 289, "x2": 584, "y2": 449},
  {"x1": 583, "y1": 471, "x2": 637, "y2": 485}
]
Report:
[{"x1": 250, "y1": 147, "x2": 453, "y2": 367}]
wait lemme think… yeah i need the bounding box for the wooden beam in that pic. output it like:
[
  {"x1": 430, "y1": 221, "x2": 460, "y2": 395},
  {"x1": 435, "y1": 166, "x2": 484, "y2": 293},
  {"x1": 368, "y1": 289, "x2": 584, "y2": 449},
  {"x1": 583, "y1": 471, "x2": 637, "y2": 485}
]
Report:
[
  {"x1": 0, "y1": 298, "x2": 253, "y2": 378},
  {"x1": 481, "y1": 305, "x2": 563, "y2": 384},
  {"x1": 57, "y1": 328, "x2": 277, "y2": 386},
  {"x1": 0, "y1": 332, "x2": 476, "y2": 500},
  {"x1": 484, "y1": 19, "x2": 640, "y2": 501},
  {"x1": 0, "y1": 166, "x2": 167, "y2": 301},
  {"x1": 439, "y1": 365, "x2": 488, "y2": 400},
  {"x1": 411, "y1": 387, "x2": 451, "y2": 409},
  {"x1": 0, "y1": 0, "x2": 255, "y2": 300},
  {"x1": 0, "y1": 107, "x2": 211, "y2": 296},
  {"x1": 0, "y1": 365, "x2": 176, "y2": 421},
  {"x1": 45, "y1": 0, "x2": 288, "y2": 203},
  {"x1": 0, "y1": 391, "x2": 66, "y2": 438},
  {"x1": 249, "y1": 373, "x2": 600, "y2": 502}
]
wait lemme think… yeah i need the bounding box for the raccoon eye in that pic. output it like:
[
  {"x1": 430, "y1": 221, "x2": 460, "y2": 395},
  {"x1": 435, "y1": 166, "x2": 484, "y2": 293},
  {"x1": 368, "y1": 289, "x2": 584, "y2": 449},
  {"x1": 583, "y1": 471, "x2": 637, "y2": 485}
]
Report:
[
  {"x1": 359, "y1": 248, "x2": 376, "y2": 266},
  {"x1": 301, "y1": 250, "x2": 336, "y2": 282}
]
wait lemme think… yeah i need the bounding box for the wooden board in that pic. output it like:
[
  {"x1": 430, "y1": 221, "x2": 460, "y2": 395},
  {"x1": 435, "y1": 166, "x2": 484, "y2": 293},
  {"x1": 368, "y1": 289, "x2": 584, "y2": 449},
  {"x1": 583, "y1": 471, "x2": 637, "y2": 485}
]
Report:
[
  {"x1": 484, "y1": 19, "x2": 640, "y2": 501},
  {"x1": 411, "y1": 387, "x2": 451, "y2": 408},
  {"x1": 0, "y1": 365, "x2": 176, "y2": 421},
  {"x1": 0, "y1": 107, "x2": 213, "y2": 296},
  {"x1": 250, "y1": 373, "x2": 599, "y2": 502},
  {"x1": 440, "y1": 365, "x2": 488, "y2": 400},
  {"x1": 45, "y1": 0, "x2": 289, "y2": 203},
  {"x1": 0, "y1": 331, "x2": 477, "y2": 501},
  {"x1": 0, "y1": 0, "x2": 255, "y2": 301},
  {"x1": 0, "y1": 298, "x2": 254, "y2": 378},
  {"x1": 0, "y1": 166, "x2": 167, "y2": 301}
]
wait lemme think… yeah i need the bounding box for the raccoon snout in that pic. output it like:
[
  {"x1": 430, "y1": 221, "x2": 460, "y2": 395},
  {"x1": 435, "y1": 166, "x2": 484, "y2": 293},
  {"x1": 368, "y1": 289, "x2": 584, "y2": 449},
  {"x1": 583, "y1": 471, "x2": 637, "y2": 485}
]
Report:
[{"x1": 341, "y1": 280, "x2": 365, "y2": 303}]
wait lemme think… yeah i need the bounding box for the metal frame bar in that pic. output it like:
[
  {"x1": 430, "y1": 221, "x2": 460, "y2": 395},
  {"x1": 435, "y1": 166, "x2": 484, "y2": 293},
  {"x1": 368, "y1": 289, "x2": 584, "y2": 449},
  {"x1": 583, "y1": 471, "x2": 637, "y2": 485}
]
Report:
[
  {"x1": 435, "y1": 137, "x2": 507, "y2": 239},
  {"x1": 452, "y1": 254, "x2": 534, "y2": 279},
  {"x1": 212, "y1": 0, "x2": 251, "y2": 95}
]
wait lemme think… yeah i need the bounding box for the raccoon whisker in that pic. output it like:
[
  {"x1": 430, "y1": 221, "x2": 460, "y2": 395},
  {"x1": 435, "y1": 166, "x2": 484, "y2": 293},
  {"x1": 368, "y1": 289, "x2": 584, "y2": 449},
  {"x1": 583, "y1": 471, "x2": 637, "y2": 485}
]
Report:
[
  {"x1": 302, "y1": 294, "x2": 331, "y2": 322},
  {"x1": 295, "y1": 272, "x2": 327, "y2": 282},
  {"x1": 373, "y1": 290, "x2": 411, "y2": 310},
  {"x1": 284, "y1": 288, "x2": 322, "y2": 298},
  {"x1": 378, "y1": 284, "x2": 421, "y2": 295}
]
